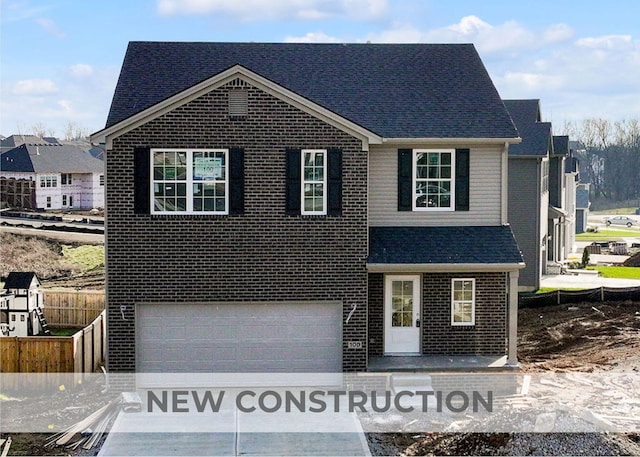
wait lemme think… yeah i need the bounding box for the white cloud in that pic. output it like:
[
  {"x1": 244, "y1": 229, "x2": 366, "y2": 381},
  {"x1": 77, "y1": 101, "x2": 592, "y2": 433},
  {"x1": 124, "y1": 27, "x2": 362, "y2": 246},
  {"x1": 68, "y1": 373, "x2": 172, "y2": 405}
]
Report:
[
  {"x1": 157, "y1": 0, "x2": 387, "y2": 21},
  {"x1": 69, "y1": 64, "x2": 94, "y2": 78},
  {"x1": 34, "y1": 17, "x2": 66, "y2": 38},
  {"x1": 1, "y1": 66, "x2": 120, "y2": 137},
  {"x1": 13, "y1": 79, "x2": 58, "y2": 95},
  {"x1": 284, "y1": 32, "x2": 342, "y2": 43},
  {"x1": 410, "y1": 15, "x2": 575, "y2": 54},
  {"x1": 576, "y1": 34, "x2": 632, "y2": 49}
]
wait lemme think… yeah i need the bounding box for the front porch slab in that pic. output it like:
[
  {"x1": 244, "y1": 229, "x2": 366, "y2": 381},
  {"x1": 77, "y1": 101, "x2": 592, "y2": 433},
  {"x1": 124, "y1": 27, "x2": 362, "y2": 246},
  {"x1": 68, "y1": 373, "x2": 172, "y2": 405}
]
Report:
[{"x1": 368, "y1": 354, "x2": 513, "y2": 372}]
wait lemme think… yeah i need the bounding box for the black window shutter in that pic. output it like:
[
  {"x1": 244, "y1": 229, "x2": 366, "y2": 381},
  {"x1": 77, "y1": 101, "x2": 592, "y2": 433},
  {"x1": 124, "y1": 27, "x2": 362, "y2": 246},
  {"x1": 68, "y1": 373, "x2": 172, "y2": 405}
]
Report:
[
  {"x1": 134, "y1": 147, "x2": 150, "y2": 214},
  {"x1": 285, "y1": 148, "x2": 301, "y2": 215},
  {"x1": 397, "y1": 149, "x2": 413, "y2": 211},
  {"x1": 229, "y1": 147, "x2": 245, "y2": 215},
  {"x1": 327, "y1": 148, "x2": 343, "y2": 216},
  {"x1": 455, "y1": 148, "x2": 470, "y2": 211}
]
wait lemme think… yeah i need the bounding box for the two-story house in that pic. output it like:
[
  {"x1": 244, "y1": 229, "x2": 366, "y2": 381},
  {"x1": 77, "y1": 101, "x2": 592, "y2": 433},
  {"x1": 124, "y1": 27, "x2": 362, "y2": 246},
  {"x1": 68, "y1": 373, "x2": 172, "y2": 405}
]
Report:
[
  {"x1": 504, "y1": 99, "x2": 555, "y2": 291},
  {"x1": 91, "y1": 42, "x2": 524, "y2": 382},
  {"x1": 0, "y1": 143, "x2": 105, "y2": 210}
]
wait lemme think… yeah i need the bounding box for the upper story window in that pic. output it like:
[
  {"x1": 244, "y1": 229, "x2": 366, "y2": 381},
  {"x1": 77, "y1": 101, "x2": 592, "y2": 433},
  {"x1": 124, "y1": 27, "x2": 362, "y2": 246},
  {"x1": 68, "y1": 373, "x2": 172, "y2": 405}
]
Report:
[
  {"x1": 398, "y1": 148, "x2": 469, "y2": 213},
  {"x1": 39, "y1": 175, "x2": 58, "y2": 188},
  {"x1": 451, "y1": 278, "x2": 475, "y2": 326},
  {"x1": 285, "y1": 148, "x2": 342, "y2": 217},
  {"x1": 61, "y1": 173, "x2": 72, "y2": 185},
  {"x1": 99, "y1": 175, "x2": 104, "y2": 186},
  {"x1": 151, "y1": 149, "x2": 228, "y2": 214},
  {"x1": 413, "y1": 149, "x2": 454, "y2": 211},
  {"x1": 302, "y1": 150, "x2": 326, "y2": 215}
]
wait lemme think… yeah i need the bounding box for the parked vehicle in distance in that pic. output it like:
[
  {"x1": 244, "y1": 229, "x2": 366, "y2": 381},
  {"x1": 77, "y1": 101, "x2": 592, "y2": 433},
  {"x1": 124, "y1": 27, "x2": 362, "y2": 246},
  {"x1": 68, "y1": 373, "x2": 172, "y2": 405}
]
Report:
[{"x1": 605, "y1": 216, "x2": 637, "y2": 227}]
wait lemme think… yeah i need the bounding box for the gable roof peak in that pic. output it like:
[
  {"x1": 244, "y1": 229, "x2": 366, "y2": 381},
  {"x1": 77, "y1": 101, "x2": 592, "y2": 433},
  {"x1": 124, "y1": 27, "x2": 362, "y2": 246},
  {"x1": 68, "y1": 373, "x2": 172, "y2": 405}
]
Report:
[{"x1": 98, "y1": 41, "x2": 519, "y2": 142}]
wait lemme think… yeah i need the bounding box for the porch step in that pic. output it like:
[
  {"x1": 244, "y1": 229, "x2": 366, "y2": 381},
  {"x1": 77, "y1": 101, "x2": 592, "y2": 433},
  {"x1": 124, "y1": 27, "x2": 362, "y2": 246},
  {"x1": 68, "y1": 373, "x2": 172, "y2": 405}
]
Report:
[
  {"x1": 391, "y1": 373, "x2": 433, "y2": 392},
  {"x1": 391, "y1": 374, "x2": 436, "y2": 408}
]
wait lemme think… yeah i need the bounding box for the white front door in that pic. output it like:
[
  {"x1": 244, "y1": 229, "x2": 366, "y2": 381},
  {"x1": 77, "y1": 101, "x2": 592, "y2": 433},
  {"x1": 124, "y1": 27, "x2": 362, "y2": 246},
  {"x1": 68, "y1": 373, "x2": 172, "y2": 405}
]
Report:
[{"x1": 384, "y1": 275, "x2": 421, "y2": 354}]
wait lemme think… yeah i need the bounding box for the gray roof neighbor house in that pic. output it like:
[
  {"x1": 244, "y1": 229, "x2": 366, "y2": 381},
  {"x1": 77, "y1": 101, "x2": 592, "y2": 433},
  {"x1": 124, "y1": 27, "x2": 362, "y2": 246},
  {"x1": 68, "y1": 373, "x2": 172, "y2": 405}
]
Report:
[{"x1": 1, "y1": 143, "x2": 104, "y2": 173}]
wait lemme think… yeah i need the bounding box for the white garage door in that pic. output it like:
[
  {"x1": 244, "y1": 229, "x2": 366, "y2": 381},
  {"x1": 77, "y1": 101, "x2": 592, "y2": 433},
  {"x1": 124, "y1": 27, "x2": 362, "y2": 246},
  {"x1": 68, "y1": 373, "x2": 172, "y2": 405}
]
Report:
[{"x1": 137, "y1": 302, "x2": 342, "y2": 374}]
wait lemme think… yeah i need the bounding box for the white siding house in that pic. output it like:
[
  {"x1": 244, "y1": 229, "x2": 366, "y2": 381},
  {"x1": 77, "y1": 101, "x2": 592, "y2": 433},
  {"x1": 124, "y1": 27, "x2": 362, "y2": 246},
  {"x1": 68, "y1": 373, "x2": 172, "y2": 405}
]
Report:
[{"x1": 0, "y1": 143, "x2": 104, "y2": 210}]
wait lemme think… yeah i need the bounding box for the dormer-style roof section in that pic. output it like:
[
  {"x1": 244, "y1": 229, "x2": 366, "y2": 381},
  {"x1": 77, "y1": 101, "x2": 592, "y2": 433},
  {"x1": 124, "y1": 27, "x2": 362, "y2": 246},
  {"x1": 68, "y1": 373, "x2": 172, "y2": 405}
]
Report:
[
  {"x1": 4, "y1": 272, "x2": 40, "y2": 291},
  {"x1": 504, "y1": 99, "x2": 553, "y2": 157},
  {"x1": 1, "y1": 144, "x2": 104, "y2": 173},
  {"x1": 99, "y1": 42, "x2": 519, "y2": 142},
  {"x1": 552, "y1": 135, "x2": 569, "y2": 157}
]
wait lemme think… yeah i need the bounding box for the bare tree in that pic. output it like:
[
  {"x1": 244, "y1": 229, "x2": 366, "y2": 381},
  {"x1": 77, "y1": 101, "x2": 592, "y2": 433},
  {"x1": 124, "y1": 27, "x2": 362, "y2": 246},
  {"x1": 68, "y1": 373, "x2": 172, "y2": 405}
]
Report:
[{"x1": 64, "y1": 122, "x2": 89, "y2": 141}]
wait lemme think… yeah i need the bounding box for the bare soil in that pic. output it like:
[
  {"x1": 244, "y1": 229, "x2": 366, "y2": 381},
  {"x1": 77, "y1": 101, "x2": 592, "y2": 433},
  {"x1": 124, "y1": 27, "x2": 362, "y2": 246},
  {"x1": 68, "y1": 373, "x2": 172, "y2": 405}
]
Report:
[{"x1": 365, "y1": 301, "x2": 640, "y2": 456}]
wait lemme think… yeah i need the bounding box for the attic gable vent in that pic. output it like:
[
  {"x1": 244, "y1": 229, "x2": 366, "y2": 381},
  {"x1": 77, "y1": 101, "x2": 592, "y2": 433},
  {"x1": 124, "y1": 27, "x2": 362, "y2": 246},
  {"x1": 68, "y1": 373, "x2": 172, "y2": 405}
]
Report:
[{"x1": 228, "y1": 88, "x2": 248, "y2": 117}]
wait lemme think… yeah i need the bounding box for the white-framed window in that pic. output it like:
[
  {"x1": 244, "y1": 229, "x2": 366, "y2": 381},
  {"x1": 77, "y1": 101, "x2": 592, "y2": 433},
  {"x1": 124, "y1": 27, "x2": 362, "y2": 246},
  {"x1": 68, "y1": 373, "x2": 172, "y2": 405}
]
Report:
[
  {"x1": 46, "y1": 196, "x2": 52, "y2": 208},
  {"x1": 61, "y1": 173, "x2": 72, "y2": 185},
  {"x1": 99, "y1": 175, "x2": 104, "y2": 186},
  {"x1": 40, "y1": 175, "x2": 58, "y2": 188},
  {"x1": 151, "y1": 149, "x2": 228, "y2": 214},
  {"x1": 451, "y1": 278, "x2": 475, "y2": 326},
  {"x1": 62, "y1": 195, "x2": 68, "y2": 206},
  {"x1": 301, "y1": 149, "x2": 326, "y2": 215},
  {"x1": 413, "y1": 149, "x2": 454, "y2": 211}
]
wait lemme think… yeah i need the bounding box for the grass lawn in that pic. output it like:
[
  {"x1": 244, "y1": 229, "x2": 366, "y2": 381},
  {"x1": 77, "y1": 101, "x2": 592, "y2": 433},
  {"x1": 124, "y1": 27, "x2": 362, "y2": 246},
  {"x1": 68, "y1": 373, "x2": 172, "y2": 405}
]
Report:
[
  {"x1": 536, "y1": 287, "x2": 587, "y2": 294},
  {"x1": 62, "y1": 244, "x2": 104, "y2": 271},
  {"x1": 576, "y1": 228, "x2": 640, "y2": 241},
  {"x1": 587, "y1": 266, "x2": 640, "y2": 279},
  {"x1": 592, "y1": 207, "x2": 639, "y2": 215}
]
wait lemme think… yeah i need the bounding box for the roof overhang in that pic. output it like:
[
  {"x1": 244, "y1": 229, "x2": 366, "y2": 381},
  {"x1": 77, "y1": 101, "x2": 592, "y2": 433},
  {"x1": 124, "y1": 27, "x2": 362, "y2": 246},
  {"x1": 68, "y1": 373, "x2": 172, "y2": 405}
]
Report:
[
  {"x1": 367, "y1": 262, "x2": 526, "y2": 273},
  {"x1": 91, "y1": 64, "x2": 383, "y2": 149}
]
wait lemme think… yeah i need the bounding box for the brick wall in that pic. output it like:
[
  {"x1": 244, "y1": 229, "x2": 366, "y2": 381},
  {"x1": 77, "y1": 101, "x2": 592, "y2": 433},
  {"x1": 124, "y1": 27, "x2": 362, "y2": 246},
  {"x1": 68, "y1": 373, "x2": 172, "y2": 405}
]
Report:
[
  {"x1": 422, "y1": 272, "x2": 508, "y2": 355},
  {"x1": 367, "y1": 273, "x2": 384, "y2": 356},
  {"x1": 367, "y1": 272, "x2": 508, "y2": 356},
  {"x1": 106, "y1": 79, "x2": 368, "y2": 372}
]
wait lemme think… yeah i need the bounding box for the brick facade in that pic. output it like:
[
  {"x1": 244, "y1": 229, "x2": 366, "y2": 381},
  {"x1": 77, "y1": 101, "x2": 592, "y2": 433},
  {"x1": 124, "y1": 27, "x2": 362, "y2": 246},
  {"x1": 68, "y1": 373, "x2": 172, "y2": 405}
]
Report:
[
  {"x1": 367, "y1": 272, "x2": 508, "y2": 356},
  {"x1": 106, "y1": 80, "x2": 368, "y2": 372}
]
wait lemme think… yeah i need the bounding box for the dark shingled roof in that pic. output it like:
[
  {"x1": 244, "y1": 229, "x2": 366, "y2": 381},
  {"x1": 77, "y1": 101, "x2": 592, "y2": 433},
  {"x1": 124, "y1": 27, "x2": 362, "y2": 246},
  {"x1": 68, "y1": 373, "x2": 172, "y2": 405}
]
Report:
[
  {"x1": 553, "y1": 135, "x2": 569, "y2": 157},
  {"x1": 4, "y1": 272, "x2": 39, "y2": 290},
  {"x1": 504, "y1": 99, "x2": 552, "y2": 157},
  {"x1": 105, "y1": 42, "x2": 518, "y2": 139},
  {"x1": 368, "y1": 226, "x2": 523, "y2": 265},
  {"x1": 1, "y1": 144, "x2": 104, "y2": 173}
]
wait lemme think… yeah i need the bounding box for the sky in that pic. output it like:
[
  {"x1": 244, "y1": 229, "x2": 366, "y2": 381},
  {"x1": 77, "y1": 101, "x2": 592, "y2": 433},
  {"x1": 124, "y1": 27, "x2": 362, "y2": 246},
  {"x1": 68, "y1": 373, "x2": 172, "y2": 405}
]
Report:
[{"x1": 1, "y1": 0, "x2": 639, "y2": 138}]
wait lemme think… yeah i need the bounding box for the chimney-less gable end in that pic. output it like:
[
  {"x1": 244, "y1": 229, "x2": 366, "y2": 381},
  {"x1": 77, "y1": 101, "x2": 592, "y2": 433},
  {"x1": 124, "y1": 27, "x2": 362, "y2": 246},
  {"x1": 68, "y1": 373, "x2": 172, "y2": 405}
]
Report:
[{"x1": 397, "y1": 148, "x2": 470, "y2": 212}]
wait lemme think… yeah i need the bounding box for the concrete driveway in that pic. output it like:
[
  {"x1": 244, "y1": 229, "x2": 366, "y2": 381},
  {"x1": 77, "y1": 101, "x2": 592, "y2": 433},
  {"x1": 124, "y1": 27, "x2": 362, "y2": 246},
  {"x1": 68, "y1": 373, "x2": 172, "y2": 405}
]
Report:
[{"x1": 98, "y1": 389, "x2": 371, "y2": 456}]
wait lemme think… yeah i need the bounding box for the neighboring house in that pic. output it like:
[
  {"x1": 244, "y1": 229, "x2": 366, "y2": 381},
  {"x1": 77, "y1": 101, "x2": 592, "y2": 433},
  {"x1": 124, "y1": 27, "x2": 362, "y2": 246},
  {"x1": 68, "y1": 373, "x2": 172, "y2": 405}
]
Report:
[
  {"x1": 0, "y1": 272, "x2": 48, "y2": 337},
  {"x1": 0, "y1": 135, "x2": 57, "y2": 153},
  {"x1": 91, "y1": 42, "x2": 524, "y2": 380},
  {"x1": 504, "y1": 99, "x2": 554, "y2": 291},
  {"x1": 576, "y1": 182, "x2": 591, "y2": 233},
  {"x1": 0, "y1": 143, "x2": 104, "y2": 210},
  {"x1": 563, "y1": 145, "x2": 580, "y2": 255},
  {"x1": 547, "y1": 135, "x2": 570, "y2": 269}
]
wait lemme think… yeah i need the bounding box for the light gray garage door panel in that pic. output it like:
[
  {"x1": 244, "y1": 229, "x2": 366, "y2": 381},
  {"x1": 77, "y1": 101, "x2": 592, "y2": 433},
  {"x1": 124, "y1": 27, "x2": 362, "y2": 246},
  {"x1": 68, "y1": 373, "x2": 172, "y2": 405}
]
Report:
[{"x1": 137, "y1": 302, "x2": 342, "y2": 373}]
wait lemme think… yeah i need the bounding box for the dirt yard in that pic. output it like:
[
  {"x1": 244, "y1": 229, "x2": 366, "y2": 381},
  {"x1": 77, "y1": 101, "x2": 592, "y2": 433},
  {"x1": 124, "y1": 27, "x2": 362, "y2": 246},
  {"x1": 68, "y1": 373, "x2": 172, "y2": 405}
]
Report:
[
  {"x1": 3, "y1": 301, "x2": 640, "y2": 455},
  {"x1": 366, "y1": 301, "x2": 640, "y2": 456}
]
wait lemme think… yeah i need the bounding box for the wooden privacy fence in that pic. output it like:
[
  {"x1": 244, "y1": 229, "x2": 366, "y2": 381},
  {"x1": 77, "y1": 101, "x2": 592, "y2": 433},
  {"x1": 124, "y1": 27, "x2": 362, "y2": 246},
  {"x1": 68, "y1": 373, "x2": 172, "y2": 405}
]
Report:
[
  {"x1": 43, "y1": 290, "x2": 105, "y2": 327},
  {"x1": 0, "y1": 310, "x2": 105, "y2": 374}
]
